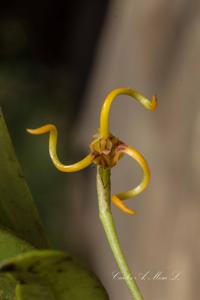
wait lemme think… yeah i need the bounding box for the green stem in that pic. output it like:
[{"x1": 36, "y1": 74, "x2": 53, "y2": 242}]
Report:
[{"x1": 96, "y1": 166, "x2": 143, "y2": 300}]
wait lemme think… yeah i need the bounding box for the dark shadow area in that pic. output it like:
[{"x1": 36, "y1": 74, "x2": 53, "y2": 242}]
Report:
[{"x1": 0, "y1": 0, "x2": 110, "y2": 247}]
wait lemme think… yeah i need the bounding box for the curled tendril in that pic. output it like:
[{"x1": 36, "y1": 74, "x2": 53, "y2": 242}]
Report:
[{"x1": 27, "y1": 87, "x2": 157, "y2": 215}]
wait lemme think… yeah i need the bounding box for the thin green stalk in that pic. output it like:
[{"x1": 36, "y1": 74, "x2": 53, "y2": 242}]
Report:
[{"x1": 97, "y1": 166, "x2": 143, "y2": 300}]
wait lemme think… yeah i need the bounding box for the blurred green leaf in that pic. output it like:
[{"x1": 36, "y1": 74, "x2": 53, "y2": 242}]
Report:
[
  {"x1": 0, "y1": 274, "x2": 17, "y2": 299},
  {"x1": 16, "y1": 283, "x2": 56, "y2": 300},
  {"x1": 0, "y1": 227, "x2": 33, "y2": 299},
  {"x1": 0, "y1": 250, "x2": 109, "y2": 300},
  {"x1": 0, "y1": 110, "x2": 48, "y2": 248},
  {"x1": 0, "y1": 227, "x2": 33, "y2": 262}
]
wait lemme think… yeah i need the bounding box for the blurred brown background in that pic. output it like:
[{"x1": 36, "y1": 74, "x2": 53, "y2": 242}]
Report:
[{"x1": 1, "y1": 0, "x2": 200, "y2": 299}]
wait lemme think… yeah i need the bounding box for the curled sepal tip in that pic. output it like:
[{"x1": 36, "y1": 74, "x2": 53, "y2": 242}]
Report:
[
  {"x1": 112, "y1": 195, "x2": 136, "y2": 215},
  {"x1": 112, "y1": 144, "x2": 151, "y2": 215},
  {"x1": 100, "y1": 88, "x2": 157, "y2": 138},
  {"x1": 27, "y1": 124, "x2": 94, "y2": 172}
]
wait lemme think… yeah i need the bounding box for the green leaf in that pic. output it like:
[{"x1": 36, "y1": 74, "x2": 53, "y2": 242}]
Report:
[
  {"x1": 0, "y1": 227, "x2": 33, "y2": 262},
  {"x1": 0, "y1": 227, "x2": 33, "y2": 300},
  {"x1": 0, "y1": 110, "x2": 48, "y2": 248},
  {"x1": 0, "y1": 274, "x2": 17, "y2": 300},
  {"x1": 16, "y1": 284, "x2": 56, "y2": 300},
  {"x1": 0, "y1": 250, "x2": 109, "y2": 300}
]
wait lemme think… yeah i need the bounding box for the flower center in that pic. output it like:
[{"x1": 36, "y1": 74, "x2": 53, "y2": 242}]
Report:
[{"x1": 90, "y1": 134, "x2": 124, "y2": 168}]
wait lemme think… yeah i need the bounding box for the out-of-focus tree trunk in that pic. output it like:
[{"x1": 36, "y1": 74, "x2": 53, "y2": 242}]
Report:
[{"x1": 66, "y1": 0, "x2": 200, "y2": 299}]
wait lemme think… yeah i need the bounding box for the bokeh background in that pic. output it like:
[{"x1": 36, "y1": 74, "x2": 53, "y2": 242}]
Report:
[{"x1": 1, "y1": 1, "x2": 200, "y2": 299}]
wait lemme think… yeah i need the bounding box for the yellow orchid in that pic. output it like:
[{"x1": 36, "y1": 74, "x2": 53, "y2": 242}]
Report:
[{"x1": 27, "y1": 87, "x2": 157, "y2": 216}]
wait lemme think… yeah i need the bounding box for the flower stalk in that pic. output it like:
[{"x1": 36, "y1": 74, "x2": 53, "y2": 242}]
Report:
[{"x1": 97, "y1": 165, "x2": 143, "y2": 300}]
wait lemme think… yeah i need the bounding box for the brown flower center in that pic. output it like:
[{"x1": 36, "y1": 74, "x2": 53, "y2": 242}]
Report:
[{"x1": 90, "y1": 134, "x2": 124, "y2": 168}]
